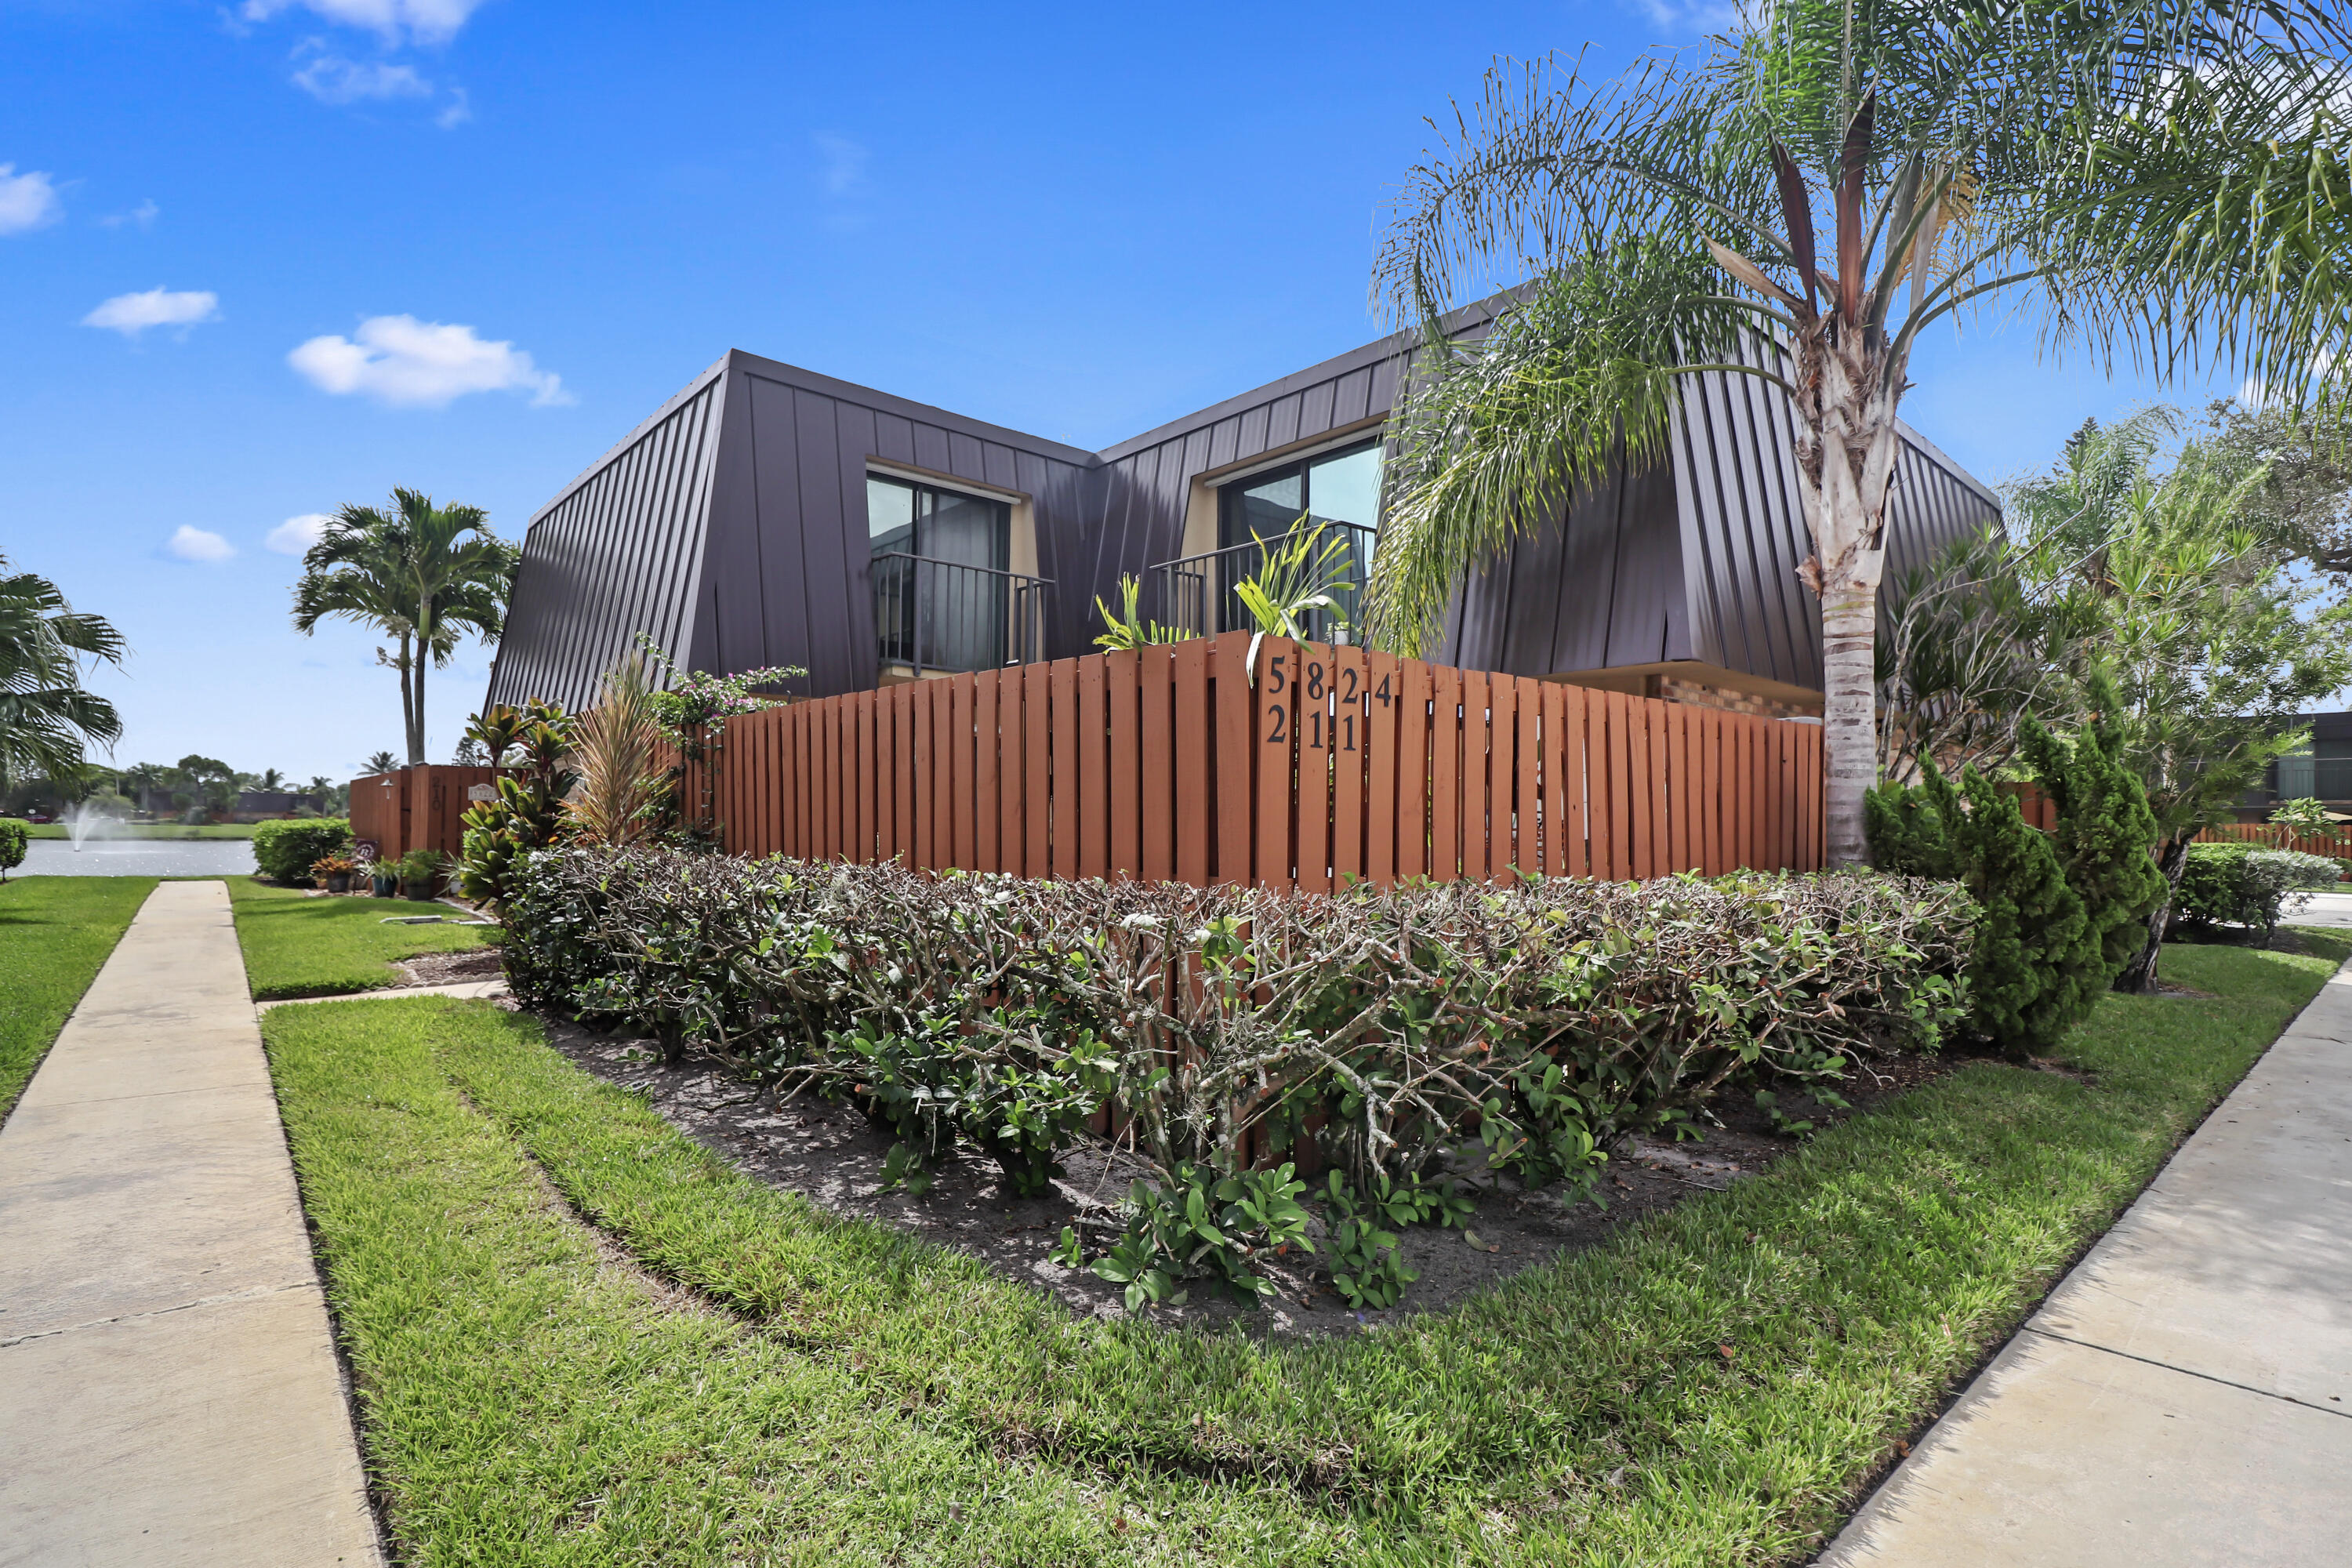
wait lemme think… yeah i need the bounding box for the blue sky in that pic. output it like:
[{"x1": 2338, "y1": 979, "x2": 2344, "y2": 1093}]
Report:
[{"x1": 2, "y1": 0, "x2": 2252, "y2": 782}]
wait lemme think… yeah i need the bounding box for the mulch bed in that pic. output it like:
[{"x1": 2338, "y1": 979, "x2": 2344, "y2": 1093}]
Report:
[{"x1": 517, "y1": 997, "x2": 1962, "y2": 1338}]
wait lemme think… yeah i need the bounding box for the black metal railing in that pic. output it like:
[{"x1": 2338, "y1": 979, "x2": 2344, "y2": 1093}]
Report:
[
  {"x1": 872, "y1": 554, "x2": 1054, "y2": 677},
  {"x1": 1144, "y1": 521, "x2": 1378, "y2": 642}
]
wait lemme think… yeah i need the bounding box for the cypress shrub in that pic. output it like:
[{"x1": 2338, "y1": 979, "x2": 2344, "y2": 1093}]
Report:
[
  {"x1": 1870, "y1": 763, "x2": 2094, "y2": 1058},
  {"x1": 1864, "y1": 779, "x2": 1956, "y2": 879},
  {"x1": 2017, "y1": 713, "x2": 2166, "y2": 998}
]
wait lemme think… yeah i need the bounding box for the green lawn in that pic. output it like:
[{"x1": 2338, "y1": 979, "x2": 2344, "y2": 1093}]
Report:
[
  {"x1": 261, "y1": 932, "x2": 2350, "y2": 1565},
  {"x1": 0, "y1": 877, "x2": 157, "y2": 1120},
  {"x1": 16, "y1": 820, "x2": 260, "y2": 839},
  {"x1": 227, "y1": 876, "x2": 499, "y2": 1000}
]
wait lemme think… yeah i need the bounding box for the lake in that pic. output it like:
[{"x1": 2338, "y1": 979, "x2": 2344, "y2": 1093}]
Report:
[{"x1": 18, "y1": 837, "x2": 259, "y2": 878}]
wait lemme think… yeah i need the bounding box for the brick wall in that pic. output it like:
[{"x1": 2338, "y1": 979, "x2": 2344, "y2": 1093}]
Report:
[{"x1": 1650, "y1": 673, "x2": 1823, "y2": 721}]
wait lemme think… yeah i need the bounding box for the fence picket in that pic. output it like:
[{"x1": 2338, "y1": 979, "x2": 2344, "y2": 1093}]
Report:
[{"x1": 678, "y1": 637, "x2": 1828, "y2": 889}]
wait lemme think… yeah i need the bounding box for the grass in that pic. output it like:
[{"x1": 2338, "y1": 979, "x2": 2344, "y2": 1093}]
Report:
[
  {"x1": 262, "y1": 931, "x2": 2351, "y2": 1565},
  {"x1": 227, "y1": 875, "x2": 499, "y2": 1000},
  {"x1": 16, "y1": 820, "x2": 260, "y2": 839},
  {"x1": 0, "y1": 876, "x2": 157, "y2": 1119}
]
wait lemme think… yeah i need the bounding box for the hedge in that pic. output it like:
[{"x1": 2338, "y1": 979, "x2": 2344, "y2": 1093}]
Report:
[
  {"x1": 251, "y1": 818, "x2": 352, "y2": 884},
  {"x1": 2174, "y1": 842, "x2": 2339, "y2": 940},
  {"x1": 505, "y1": 848, "x2": 1976, "y2": 1206}
]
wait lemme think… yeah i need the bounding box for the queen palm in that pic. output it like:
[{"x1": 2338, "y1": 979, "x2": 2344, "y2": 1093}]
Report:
[
  {"x1": 1368, "y1": 0, "x2": 2352, "y2": 864},
  {"x1": 292, "y1": 489, "x2": 518, "y2": 767},
  {"x1": 0, "y1": 552, "x2": 126, "y2": 789}
]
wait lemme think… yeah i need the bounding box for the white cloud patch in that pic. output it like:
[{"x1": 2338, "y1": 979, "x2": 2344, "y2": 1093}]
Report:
[
  {"x1": 267, "y1": 514, "x2": 334, "y2": 554},
  {"x1": 1629, "y1": 0, "x2": 1750, "y2": 33},
  {"x1": 0, "y1": 163, "x2": 63, "y2": 235},
  {"x1": 815, "y1": 132, "x2": 868, "y2": 196},
  {"x1": 241, "y1": 0, "x2": 489, "y2": 45},
  {"x1": 82, "y1": 287, "x2": 221, "y2": 338},
  {"x1": 99, "y1": 198, "x2": 160, "y2": 230},
  {"x1": 293, "y1": 52, "x2": 432, "y2": 104},
  {"x1": 2241, "y1": 347, "x2": 2341, "y2": 409},
  {"x1": 167, "y1": 525, "x2": 236, "y2": 563},
  {"x1": 288, "y1": 314, "x2": 570, "y2": 408},
  {"x1": 434, "y1": 86, "x2": 471, "y2": 128}
]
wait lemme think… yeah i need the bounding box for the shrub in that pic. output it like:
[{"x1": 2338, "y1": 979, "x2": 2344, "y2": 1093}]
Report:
[
  {"x1": 1872, "y1": 764, "x2": 2093, "y2": 1058},
  {"x1": 2016, "y1": 712, "x2": 2166, "y2": 1000},
  {"x1": 455, "y1": 701, "x2": 574, "y2": 913},
  {"x1": 505, "y1": 848, "x2": 1976, "y2": 1301},
  {"x1": 251, "y1": 818, "x2": 350, "y2": 884},
  {"x1": 0, "y1": 818, "x2": 25, "y2": 880},
  {"x1": 2176, "y1": 844, "x2": 2339, "y2": 940}
]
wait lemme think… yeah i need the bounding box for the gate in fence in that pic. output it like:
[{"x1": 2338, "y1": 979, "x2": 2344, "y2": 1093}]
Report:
[{"x1": 696, "y1": 631, "x2": 1824, "y2": 888}]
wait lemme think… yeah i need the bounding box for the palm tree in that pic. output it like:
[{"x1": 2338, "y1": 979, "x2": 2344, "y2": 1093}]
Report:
[
  {"x1": 292, "y1": 489, "x2": 518, "y2": 767},
  {"x1": 363, "y1": 750, "x2": 398, "y2": 776},
  {"x1": 0, "y1": 553, "x2": 126, "y2": 790},
  {"x1": 1369, "y1": 0, "x2": 2352, "y2": 864}
]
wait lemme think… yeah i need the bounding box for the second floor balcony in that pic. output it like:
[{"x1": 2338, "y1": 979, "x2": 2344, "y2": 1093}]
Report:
[
  {"x1": 1144, "y1": 521, "x2": 1379, "y2": 644},
  {"x1": 872, "y1": 553, "x2": 1054, "y2": 680}
]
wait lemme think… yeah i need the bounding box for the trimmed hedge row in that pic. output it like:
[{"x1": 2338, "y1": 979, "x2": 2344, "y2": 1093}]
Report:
[
  {"x1": 505, "y1": 848, "x2": 1976, "y2": 1206},
  {"x1": 251, "y1": 818, "x2": 352, "y2": 884},
  {"x1": 2175, "y1": 842, "x2": 2339, "y2": 939}
]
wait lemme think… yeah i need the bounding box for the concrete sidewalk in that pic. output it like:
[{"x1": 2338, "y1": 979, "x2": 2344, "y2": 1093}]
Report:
[
  {"x1": 0, "y1": 880, "x2": 383, "y2": 1566},
  {"x1": 1821, "y1": 956, "x2": 2352, "y2": 1566}
]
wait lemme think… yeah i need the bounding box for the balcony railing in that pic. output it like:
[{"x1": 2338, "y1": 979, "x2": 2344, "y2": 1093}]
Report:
[
  {"x1": 872, "y1": 553, "x2": 1054, "y2": 677},
  {"x1": 1144, "y1": 522, "x2": 1378, "y2": 643}
]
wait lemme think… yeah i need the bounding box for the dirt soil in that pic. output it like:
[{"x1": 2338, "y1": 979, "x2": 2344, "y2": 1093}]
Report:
[
  {"x1": 401, "y1": 947, "x2": 508, "y2": 987},
  {"x1": 526, "y1": 1004, "x2": 1962, "y2": 1339}
]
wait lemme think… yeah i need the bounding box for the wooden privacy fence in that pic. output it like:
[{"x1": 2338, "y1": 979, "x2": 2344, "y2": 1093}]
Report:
[
  {"x1": 2194, "y1": 822, "x2": 2352, "y2": 866},
  {"x1": 349, "y1": 765, "x2": 496, "y2": 859},
  {"x1": 695, "y1": 630, "x2": 1824, "y2": 889}
]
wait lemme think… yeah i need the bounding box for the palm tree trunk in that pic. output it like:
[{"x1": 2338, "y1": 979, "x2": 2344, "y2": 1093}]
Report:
[
  {"x1": 408, "y1": 595, "x2": 430, "y2": 767},
  {"x1": 1822, "y1": 583, "x2": 1878, "y2": 867},
  {"x1": 397, "y1": 630, "x2": 418, "y2": 768}
]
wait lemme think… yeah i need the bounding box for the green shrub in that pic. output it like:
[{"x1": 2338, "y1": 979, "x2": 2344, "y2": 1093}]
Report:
[
  {"x1": 455, "y1": 701, "x2": 574, "y2": 913},
  {"x1": 1871, "y1": 763, "x2": 2095, "y2": 1058},
  {"x1": 250, "y1": 818, "x2": 350, "y2": 884},
  {"x1": 2176, "y1": 843, "x2": 2339, "y2": 939},
  {"x1": 504, "y1": 848, "x2": 1976, "y2": 1305},
  {"x1": 2017, "y1": 712, "x2": 2167, "y2": 1002},
  {"x1": 1864, "y1": 779, "x2": 1958, "y2": 879},
  {"x1": 0, "y1": 818, "x2": 26, "y2": 880}
]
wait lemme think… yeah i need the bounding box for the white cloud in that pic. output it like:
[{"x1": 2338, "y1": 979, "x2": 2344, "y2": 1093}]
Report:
[
  {"x1": 267, "y1": 514, "x2": 334, "y2": 554},
  {"x1": 1631, "y1": 0, "x2": 1749, "y2": 32},
  {"x1": 0, "y1": 163, "x2": 62, "y2": 235},
  {"x1": 293, "y1": 53, "x2": 432, "y2": 104},
  {"x1": 98, "y1": 198, "x2": 160, "y2": 230},
  {"x1": 167, "y1": 526, "x2": 236, "y2": 563},
  {"x1": 241, "y1": 0, "x2": 489, "y2": 45},
  {"x1": 2241, "y1": 347, "x2": 2341, "y2": 409},
  {"x1": 434, "y1": 86, "x2": 471, "y2": 128},
  {"x1": 82, "y1": 287, "x2": 221, "y2": 338},
  {"x1": 815, "y1": 132, "x2": 867, "y2": 196},
  {"x1": 288, "y1": 314, "x2": 570, "y2": 408}
]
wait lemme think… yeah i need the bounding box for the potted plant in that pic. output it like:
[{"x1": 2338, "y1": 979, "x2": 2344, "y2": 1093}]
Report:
[
  {"x1": 396, "y1": 848, "x2": 446, "y2": 902},
  {"x1": 371, "y1": 864, "x2": 397, "y2": 897},
  {"x1": 311, "y1": 854, "x2": 358, "y2": 895}
]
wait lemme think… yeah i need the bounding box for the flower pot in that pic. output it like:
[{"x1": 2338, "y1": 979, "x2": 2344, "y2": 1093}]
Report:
[
  {"x1": 327, "y1": 872, "x2": 353, "y2": 894},
  {"x1": 372, "y1": 874, "x2": 396, "y2": 898},
  {"x1": 403, "y1": 880, "x2": 436, "y2": 902}
]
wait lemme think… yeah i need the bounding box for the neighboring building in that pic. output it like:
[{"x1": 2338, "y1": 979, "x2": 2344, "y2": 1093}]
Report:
[
  {"x1": 2238, "y1": 713, "x2": 2352, "y2": 821},
  {"x1": 126, "y1": 786, "x2": 322, "y2": 822},
  {"x1": 485, "y1": 299, "x2": 2000, "y2": 719}
]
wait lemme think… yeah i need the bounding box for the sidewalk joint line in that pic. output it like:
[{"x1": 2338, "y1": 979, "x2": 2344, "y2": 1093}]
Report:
[
  {"x1": 2019, "y1": 1326, "x2": 2352, "y2": 1421},
  {"x1": 1, "y1": 1280, "x2": 319, "y2": 1350}
]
